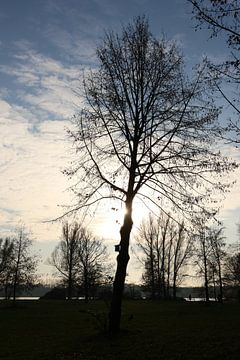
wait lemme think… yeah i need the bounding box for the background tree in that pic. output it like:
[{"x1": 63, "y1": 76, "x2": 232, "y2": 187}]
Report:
[
  {"x1": 136, "y1": 213, "x2": 170, "y2": 299},
  {"x1": 137, "y1": 214, "x2": 158, "y2": 299},
  {"x1": 194, "y1": 222, "x2": 225, "y2": 302},
  {"x1": 1, "y1": 225, "x2": 38, "y2": 303},
  {"x1": 208, "y1": 226, "x2": 226, "y2": 302},
  {"x1": 172, "y1": 221, "x2": 193, "y2": 299},
  {"x1": 67, "y1": 17, "x2": 234, "y2": 332},
  {"x1": 50, "y1": 222, "x2": 107, "y2": 301},
  {"x1": 12, "y1": 225, "x2": 38, "y2": 303},
  {"x1": 49, "y1": 222, "x2": 81, "y2": 300},
  {"x1": 189, "y1": 0, "x2": 240, "y2": 143},
  {"x1": 77, "y1": 228, "x2": 108, "y2": 302},
  {"x1": 0, "y1": 237, "x2": 14, "y2": 298},
  {"x1": 224, "y1": 252, "x2": 240, "y2": 300},
  {"x1": 136, "y1": 213, "x2": 192, "y2": 299},
  {"x1": 194, "y1": 223, "x2": 211, "y2": 303}
]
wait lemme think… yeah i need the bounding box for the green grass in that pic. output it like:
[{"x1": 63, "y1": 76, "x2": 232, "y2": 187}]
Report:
[{"x1": 0, "y1": 299, "x2": 240, "y2": 359}]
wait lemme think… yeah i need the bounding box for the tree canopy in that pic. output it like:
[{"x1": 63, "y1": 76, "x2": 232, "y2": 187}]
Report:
[{"x1": 67, "y1": 16, "x2": 234, "y2": 220}]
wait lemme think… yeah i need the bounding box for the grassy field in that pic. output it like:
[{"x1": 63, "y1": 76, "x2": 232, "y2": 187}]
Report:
[{"x1": 0, "y1": 299, "x2": 239, "y2": 360}]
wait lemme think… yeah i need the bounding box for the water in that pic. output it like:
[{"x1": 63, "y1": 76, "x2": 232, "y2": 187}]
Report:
[
  {"x1": 0, "y1": 296, "x2": 85, "y2": 300},
  {"x1": 0, "y1": 297, "x2": 40, "y2": 300},
  {"x1": 0, "y1": 296, "x2": 217, "y2": 302},
  {"x1": 184, "y1": 297, "x2": 216, "y2": 302}
]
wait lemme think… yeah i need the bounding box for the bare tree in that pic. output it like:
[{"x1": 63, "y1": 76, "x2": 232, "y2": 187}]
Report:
[
  {"x1": 194, "y1": 223, "x2": 226, "y2": 302},
  {"x1": 166, "y1": 228, "x2": 174, "y2": 297},
  {"x1": 0, "y1": 238, "x2": 13, "y2": 274},
  {"x1": 141, "y1": 215, "x2": 157, "y2": 299},
  {"x1": 77, "y1": 228, "x2": 107, "y2": 302},
  {"x1": 208, "y1": 226, "x2": 226, "y2": 302},
  {"x1": 49, "y1": 222, "x2": 80, "y2": 299},
  {"x1": 0, "y1": 237, "x2": 14, "y2": 298},
  {"x1": 224, "y1": 252, "x2": 240, "y2": 300},
  {"x1": 189, "y1": 0, "x2": 240, "y2": 143},
  {"x1": 50, "y1": 222, "x2": 107, "y2": 301},
  {"x1": 194, "y1": 223, "x2": 209, "y2": 302},
  {"x1": 136, "y1": 213, "x2": 192, "y2": 299},
  {"x1": 158, "y1": 213, "x2": 170, "y2": 298},
  {"x1": 172, "y1": 222, "x2": 193, "y2": 299},
  {"x1": 10, "y1": 225, "x2": 38, "y2": 303},
  {"x1": 136, "y1": 213, "x2": 167, "y2": 299},
  {"x1": 67, "y1": 17, "x2": 234, "y2": 332}
]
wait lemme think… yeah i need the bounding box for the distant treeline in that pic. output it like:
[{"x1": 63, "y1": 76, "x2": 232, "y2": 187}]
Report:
[{"x1": 1, "y1": 219, "x2": 240, "y2": 303}]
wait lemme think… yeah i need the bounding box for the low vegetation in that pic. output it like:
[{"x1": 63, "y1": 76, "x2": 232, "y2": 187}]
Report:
[{"x1": 0, "y1": 299, "x2": 239, "y2": 359}]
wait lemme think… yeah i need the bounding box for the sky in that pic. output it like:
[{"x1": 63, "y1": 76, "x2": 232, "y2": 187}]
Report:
[{"x1": 0, "y1": 0, "x2": 240, "y2": 284}]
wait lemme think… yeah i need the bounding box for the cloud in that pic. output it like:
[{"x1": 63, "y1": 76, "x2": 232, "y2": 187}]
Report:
[
  {"x1": 0, "y1": 98, "x2": 74, "y2": 240},
  {"x1": 0, "y1": 42, "x2": 84, "y2": 119},
  {"x1": 43, "y1": 24, "x2": 97, "y2": 63},
  {"x1": 0, "y1": 40, "x2": 93, "y2": 245}
]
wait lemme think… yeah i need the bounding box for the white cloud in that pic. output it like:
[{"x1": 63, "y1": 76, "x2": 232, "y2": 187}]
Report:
[
  {"x1": 0, "y1": 98, "x2": 73, "y2": 240},
  {"x1": 0, "y1": 99, "x2": 11, "y2": 114},
  {"x1": 0, "y1": 44, "x2": 84, "y2": 119},
  {"x1": 0, "y1": 42, "x2": 94, "y2": 247}
]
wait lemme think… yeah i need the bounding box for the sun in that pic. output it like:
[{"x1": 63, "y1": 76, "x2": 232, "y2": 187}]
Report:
[
  {"x1": 132, "y1": 200, "x2": 149, "y2": 226},
  {"x1": 93, "y1": 199, "x2": 150, "y2": 241},
  {"x1": 109, "y1": 200, "x2": 148, "y2": 227}
]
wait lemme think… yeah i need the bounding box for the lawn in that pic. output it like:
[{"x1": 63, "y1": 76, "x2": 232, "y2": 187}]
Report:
[{"x1": 0, "y1": 299, "x2": 239, "y2": 359}]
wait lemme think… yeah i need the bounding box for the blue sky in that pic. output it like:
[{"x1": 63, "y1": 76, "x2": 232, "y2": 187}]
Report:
[{"x1": 0, "y1": 0, "x2": 239, "y2": 283}]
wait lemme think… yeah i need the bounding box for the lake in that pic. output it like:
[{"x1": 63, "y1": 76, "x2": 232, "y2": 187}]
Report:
[{"x1": 0, "y1": 297, "x2": 40, "y2": 300}]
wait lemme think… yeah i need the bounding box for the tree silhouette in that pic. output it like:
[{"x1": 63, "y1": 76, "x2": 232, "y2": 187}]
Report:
[
  {"x1": 50, "y1": 222, "x2": 107, "y2": 301},
  {"x1": 77, "y1": 228, "x2": 107, "y2": 302},
  {"x1": 208, "y1": 226, "x2": 226, "y2": 302},
  {"x1": 189, "y1": 0, "x2": 240, "y2": 143},
  {"x1": 224, "y1": 252, "x2": 240, "y2": 292},
  {"x1": 67, "y1": 17, "x2": 235, "y2": 332},
  {"x1": 50, "y1": 222, "x2": 81, "y2": 300},
  {"x1": 1, "y1": 225, "x2": 38, "y2": 303},
  {"x1": 194, "y1": 223, "x2": 211, "y2": 303},
  {"x1": 0, "y1": 237, "x2": 14, "y2": 298},
  {"x1": 136, "y1": 213, "x2": 192, "y2": 299},
  {"x1": 172, "y1": 221, "x2": 193, "y2": 299},
  {"x1": 136, "y1": 213, "x2": 170, "y2": 299}
]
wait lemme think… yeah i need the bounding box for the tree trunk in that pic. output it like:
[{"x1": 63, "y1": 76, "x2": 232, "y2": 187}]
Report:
[
  {"x1": 173, "y1": 272, "x2": 177, "y2": 300},
  {"x1": 204, "y1": 272, "x2": 209, "y2": 303},
  {"x1": 109, "y1": 208, "x2": 133, "y2": 334},
  {"x1": 13, "y1": 266, "x2": 19, "y2": 305},
  {"x1": 166, "y1": 238, "x2": 173, "y2": 298},
  {"x1": 4, "y1": 282, "x2": 8, "y2": 300},
  {"x1": 13, "y1": 231, "x2": 22, "y2": 305},
  {"x1": 67, "y1": 274, "x2": 72, "y2": 300},
  {"x1": 84, "y1": 268, "x2": 89, "y2": 303},
  {"x1": 67, "y1": 251, "x2": 73, "y2": 300},
  {"x1": 218, "y1": 262, "x2": 223, "y2": 303},
  {"x1": 13, "y1": 248, "x2": 21, "y2": 304},
  {"x1": 161, "y1": 235, "x2": 166, "y2": 299},
  {"x1": 150, "y1": 246, "x2": 156, "y2": 300},
  {"x1": 212, "y1": 270, "x2": 217, "y2": 301},
  {"x1": 173, "y1": 248, "x2": 178, "y2": 300},
  {"x1": 156, "y1": 250, "x2": 161, "y2": 298},
  {"x1": 203, "y1": 251, "x2": 209, "y2": 303},
  {"x1": 201, "y1": 232, "x2": 209, "y2": 304}
]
